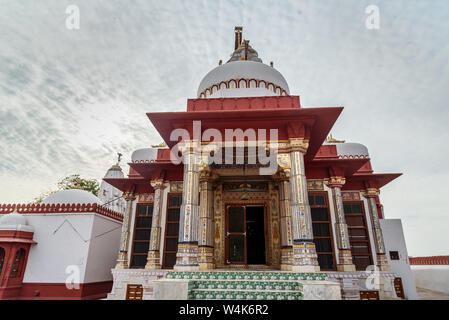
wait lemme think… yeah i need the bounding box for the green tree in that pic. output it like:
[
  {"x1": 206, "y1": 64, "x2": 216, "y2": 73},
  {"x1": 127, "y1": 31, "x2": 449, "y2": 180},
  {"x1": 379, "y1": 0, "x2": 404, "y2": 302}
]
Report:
[{"x1": 34, "y1": 174, "x2": 100, "y2": 204}]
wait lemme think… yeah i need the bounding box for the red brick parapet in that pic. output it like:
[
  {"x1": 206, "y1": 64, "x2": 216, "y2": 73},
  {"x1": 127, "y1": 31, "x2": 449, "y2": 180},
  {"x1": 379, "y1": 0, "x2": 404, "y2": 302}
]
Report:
[
  {"x1": 409, "y1": 256, "x2": 449, "y2": 265},
  {"x1": 187, "y1": 95, "x2": 301, "y2": 111},
  {"x1": 0, "y1": 203, "x2": 123, "y2": 222}
]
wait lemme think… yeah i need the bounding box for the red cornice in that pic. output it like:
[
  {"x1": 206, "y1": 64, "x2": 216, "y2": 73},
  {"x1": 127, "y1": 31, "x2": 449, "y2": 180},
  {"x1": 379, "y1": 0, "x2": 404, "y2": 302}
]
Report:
[{"x1": 0, "y1": 204, "x2": 123, "y2": 222}]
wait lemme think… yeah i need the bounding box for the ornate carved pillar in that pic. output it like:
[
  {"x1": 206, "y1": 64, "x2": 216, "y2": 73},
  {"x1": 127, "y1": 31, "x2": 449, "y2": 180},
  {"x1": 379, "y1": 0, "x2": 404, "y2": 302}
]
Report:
[
  {"x1": 326, "y1": 176, "x2": 356, "y2": 271},
  {"x1": 174, "y1": 141, "x2": 200, "y2": 271},
  {"x1": 363, "y1": 188, "x2": 391, "y2": 271},
  {"x1": 198, "y1": 170, "x2": 216, "y2": 270},
  {"x1": 278, "y1": 174, "x2": 293, "y2": 270},
  {"x1": 288, "y1": 137, "x2": 320, "y2": 272},
  {"x1": 145, "y1": 179, "x2": 165, "y2": 269},
  {"x1": 115, "y1": 192, "x2": 136, "y2": 269}
]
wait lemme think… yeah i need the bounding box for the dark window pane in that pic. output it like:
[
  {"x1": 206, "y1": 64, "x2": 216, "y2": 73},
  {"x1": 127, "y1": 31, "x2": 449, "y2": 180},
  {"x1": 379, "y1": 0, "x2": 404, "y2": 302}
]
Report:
[
  {"x1": 229, "y1": 235, "x2": 245, "y2": 262},
  {"x1": 315, "y1": 195, "x2": 325, "y2": 206},
  {"x1": 138, "y1": 206, "x2": 148, "y2": 216},
  {"x1": 346, "y1": 216, "x2": 364, "y2": 227},
  {"x1": 314, "y1": 238, "x2": 332, "y2": 253},
  {"x1": 229, "y1": 207, "x2": 244, "y2": 233},
  {"x1": 133, "y1": 242, "x2": 149, "y2": 253},
  {"x1": 164, "y1": 253, "x2": 177, "y2": 269},
  {"x1": 351, "y1": 204, "x2": 362, "y2": 213},
  {"x1": 390, "y1": 251, "x2": 400, "y2": 260},
  {"x1": 311, "y1": 208, "x2": 329, "y2": 221},
  {"x1": 318, "y1": 254, "x2": 334, "y2": 270},
  {"x1": 135, "y1": 229, "x2": 150, "y2": 240},
  {"x1": 351, "y1": 242, "x2": 370, "y2": 254},
  {"x1": 131, "y1": 255, "x2": 147, "y2": 268},
  {"x1": 349, "y1": 228, "x2": 368, "y2": 240},
  {"x1": 353, "y1": 256, "x2": 372, "y2": 270},
  {"x1": 308, "y1": 195, "x2": 314, "y2": 205},
  {"x1": 343, "y1": 204, "x2": 351, "y2": 213},
  {"x1": 136, "y1": 217, "x2": 152, "y2": 228},
  {"x1": 312, "y1": 223, "x2": 331, "y2": 237},
  {"x1": 168, "y1": 209, "x2": 180, "y2": 222},
  {"x1": 167, "y1": 223, "x2": 179, "y2": 236},
  {"x1": 166, "y1": 238, "x2": 178, "y2": 251},
  {"x1": 169, "y1": 196, "x2": 181, "y2": 208}
]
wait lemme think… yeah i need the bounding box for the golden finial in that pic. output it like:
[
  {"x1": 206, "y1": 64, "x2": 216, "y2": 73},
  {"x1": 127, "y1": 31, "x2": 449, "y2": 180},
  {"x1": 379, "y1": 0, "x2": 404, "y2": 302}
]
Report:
[
  {"x1": 151, "y1": 141, "x2": 167, "y2": 148},
  {"x1": 327, "y1": 134, "x2": 345, "y2": 143}
]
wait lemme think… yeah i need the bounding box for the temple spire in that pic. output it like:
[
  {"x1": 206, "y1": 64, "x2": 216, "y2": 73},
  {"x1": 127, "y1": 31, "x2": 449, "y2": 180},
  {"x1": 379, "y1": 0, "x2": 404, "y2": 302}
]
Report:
[{"x1": 234, "y1": 26, "x2": 243, "y2": 50}]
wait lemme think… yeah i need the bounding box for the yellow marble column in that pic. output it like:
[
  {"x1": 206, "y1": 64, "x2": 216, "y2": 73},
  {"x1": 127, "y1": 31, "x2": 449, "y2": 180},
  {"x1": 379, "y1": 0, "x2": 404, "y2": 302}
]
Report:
[
  {"x1": 145, "y1": 179, "x2": 165, "y2": 269},
  {"x1": 115, "y1": 192, "x2": 136, "y2": 269},
  {"x1": 198, "y1": 170, "x2": 216, "y2": 270},
  {"x1": 363, "y1": 188, "x2": 391, "y2": 271},
  {"x1": 326, "y1": 176, "x2": 356, "y2": 271},
  {"x1": 287, "y1": 137, "x2": 320, "y2": 272}
]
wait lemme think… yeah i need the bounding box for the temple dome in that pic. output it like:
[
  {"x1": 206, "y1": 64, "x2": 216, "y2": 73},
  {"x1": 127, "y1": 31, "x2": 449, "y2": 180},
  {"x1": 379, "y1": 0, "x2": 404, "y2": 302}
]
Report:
[
  {"x1": 42, "y1": 189, "x2": 100, "y2": 205},
  {"x1": 197, "y1": 60, "x2": 290, "y2": 98}
]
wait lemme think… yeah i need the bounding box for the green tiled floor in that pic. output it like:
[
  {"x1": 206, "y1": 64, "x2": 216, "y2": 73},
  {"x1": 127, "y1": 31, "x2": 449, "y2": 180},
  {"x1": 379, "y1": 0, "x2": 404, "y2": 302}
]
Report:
[{"x1": 165, "y1": 271, "x2": 328, "y2": 300}]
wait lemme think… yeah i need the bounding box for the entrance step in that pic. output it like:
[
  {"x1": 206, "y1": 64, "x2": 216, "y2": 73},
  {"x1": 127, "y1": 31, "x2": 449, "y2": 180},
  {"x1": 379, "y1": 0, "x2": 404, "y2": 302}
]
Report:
[{"x1": 164, "y1": 271, "x2": 329, "y2": 300}]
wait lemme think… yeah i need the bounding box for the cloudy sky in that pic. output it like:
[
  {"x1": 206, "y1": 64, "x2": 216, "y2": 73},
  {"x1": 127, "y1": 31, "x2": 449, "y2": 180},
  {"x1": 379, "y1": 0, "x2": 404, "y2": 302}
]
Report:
[{"x1": 0, "y1": 0, "x2": 448, "y2": 256}]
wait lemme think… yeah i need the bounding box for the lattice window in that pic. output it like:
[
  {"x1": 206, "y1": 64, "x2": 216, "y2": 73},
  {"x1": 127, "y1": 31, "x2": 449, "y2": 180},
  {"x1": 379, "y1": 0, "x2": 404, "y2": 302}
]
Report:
[
  {"x1": 309, "y1": 192, "x2": 336, "y2": 270},
  {"x1": 9, "y1": 248, "x2": 25, "y2": 278},
  {"x1": 0, "y1": 247, "x2": 5, "y2": 277},
  {"x1": 344, "y1": 202, "x2": 373, "y2": 270},
  {"x1": 130, "y1": 204, "x2": 154, "y2": 268},
  {"x1": 162, "y1": 194, "x2": 182, "y2": 269}
]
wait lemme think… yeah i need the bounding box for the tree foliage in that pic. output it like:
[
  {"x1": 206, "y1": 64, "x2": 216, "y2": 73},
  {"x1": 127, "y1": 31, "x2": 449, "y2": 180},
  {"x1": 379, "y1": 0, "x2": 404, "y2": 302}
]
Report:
[{"x1": 34, "y1": 174, "x2": 100, "y2": 204}]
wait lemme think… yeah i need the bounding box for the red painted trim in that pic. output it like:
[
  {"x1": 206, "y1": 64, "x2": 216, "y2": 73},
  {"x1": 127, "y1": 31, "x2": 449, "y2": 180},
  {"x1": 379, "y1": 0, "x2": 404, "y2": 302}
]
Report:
[
  {"x1": 16, "y1": 281, "x2": 113, "y2": 300},
  {"x1": 409, "y1": 256, "x2": 449, "y2": 265},
  {"x1": 187, "y1": 96, "x2": 301, "y2": 112},
  {"x1": 0, "y1": 204, "x2": 123, "y2": 222}
]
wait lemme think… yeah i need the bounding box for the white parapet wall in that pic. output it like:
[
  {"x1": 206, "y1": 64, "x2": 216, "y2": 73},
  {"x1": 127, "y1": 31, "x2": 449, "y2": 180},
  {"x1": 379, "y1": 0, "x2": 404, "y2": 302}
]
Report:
[
  {"x1": 380, "y1": 219, "x2": 419, "y2": 299},
  {"x1": 411, "y1": 265, "x2": 449, "y2": 294}
]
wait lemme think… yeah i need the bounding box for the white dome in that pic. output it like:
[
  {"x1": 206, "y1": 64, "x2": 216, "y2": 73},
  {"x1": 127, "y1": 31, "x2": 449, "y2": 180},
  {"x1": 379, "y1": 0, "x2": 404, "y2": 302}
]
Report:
[
  {"x1": 42, "y1": 189, "x2": 100, "y2": 205},
  {"x1": 131, "y1": 148, "x2": 158, "y2": 163},
  {"x1": 197, "y1": 60, "x2": 290, "y2": 98},
  {"x1": 325, "y1": 142, "x2": 370, "y2": 159},
  {"x1": 0, "y1": 212, "x2": 28, "y2": 226},
  {"x1": 103, "y1": 164, "x2": 124, "y2": 179}
]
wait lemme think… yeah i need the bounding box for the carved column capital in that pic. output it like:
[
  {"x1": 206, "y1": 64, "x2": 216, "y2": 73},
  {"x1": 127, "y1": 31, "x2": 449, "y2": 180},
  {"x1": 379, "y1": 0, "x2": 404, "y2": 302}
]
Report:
[
  {"x1": 150, "y1": 178, "x2": 165, "y2": 189},
  {"x1": 288, "y1": 137, "x2": 309, "y2": 154},
  {"x1": 123, "y1": 193, "x2": 137, "y2": 201},
  {"x1": 362, "y1": 187, "x2": 380, "y2": 198},
  {"x1": 325, "y1": 176, "x2": 346, "y2": 188}
]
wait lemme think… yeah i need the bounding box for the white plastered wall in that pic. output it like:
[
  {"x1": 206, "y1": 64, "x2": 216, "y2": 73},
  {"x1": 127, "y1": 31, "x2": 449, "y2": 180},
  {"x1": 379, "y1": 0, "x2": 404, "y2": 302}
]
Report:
[
  {"x1": 380, "y1": 219, "x2": 419, "y2": 299},
  {"x1": 22, "y1": 213, "x2": 121, "y2": 284}
]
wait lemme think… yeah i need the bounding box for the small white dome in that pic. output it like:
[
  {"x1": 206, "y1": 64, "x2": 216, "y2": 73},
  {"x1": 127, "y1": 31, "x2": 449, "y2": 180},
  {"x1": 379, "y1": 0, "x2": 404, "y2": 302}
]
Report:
[
  {"x1": 131, "y1": 148, "x2": 158, "y2": 163},
  {"x1": 197, "y1": 60, "x2": 290, "y2": 98},
  {"x1": 325, "y1": 142, "x2": 370, "y2": 159},
  {"x1": 42, "y1": 189, "x2": 100, "y2": 205},
  {"x1": 0, "y1": 212, "x2": 28, "y2": 226},
  {"x1": 104, "y1": 164, "x2": 124, "y2": 179}
]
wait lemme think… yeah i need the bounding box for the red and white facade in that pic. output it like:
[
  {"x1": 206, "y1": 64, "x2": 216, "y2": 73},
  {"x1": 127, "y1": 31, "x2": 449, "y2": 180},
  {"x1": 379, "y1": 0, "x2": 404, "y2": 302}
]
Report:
[{"x1": 0, "y1": 190, "x2": 123, "y2": 300}]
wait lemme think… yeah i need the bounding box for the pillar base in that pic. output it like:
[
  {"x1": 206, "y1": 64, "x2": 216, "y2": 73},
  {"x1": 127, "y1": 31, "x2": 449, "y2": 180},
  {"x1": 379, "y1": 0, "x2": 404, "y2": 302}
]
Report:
[
  {"x1": 337, "y1": 264, "x2": 356, "y2": 272},
  {"x1": 337, "y1": 249, "x2": 356, "y2": 271},
  {"x1": 174, "y1": 242, "x2": 199, "y2": 271},
  {"x1": 198, "y1": 246, "x2": 215, "y2": 270},
  {"x1": 376, "y1": 253, "x2": 391, "y2": 271},
  {"x1": 292, "y1": 241, "x2": 320, "y2": 272},
  {"x1": 280, "y1": 264, "x2": 292, "y2": 271},
  {"x1": 145, "y1": 250, "x2": 161, "y2": 270},
  {"x1": 115, "y1": 252, "x2": 128, "y2": 269}
]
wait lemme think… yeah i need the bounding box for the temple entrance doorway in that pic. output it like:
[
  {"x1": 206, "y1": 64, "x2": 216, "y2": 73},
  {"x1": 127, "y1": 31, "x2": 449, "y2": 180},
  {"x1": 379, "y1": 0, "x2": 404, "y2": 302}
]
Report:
[{"x1": 225, "y1": 205, "x2": 267, "y2": 265}]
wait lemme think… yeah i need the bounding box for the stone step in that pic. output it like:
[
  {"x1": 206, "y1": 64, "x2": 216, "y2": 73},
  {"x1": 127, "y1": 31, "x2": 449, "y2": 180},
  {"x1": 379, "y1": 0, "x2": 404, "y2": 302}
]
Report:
[
  {"x1": 192, "y1": 280, "x2": 303, "y2": 291},
  {"x1": 189, "y1": 289, "x2": 303, "y2": 300},
  {"x1": 166, "y1": 271, "x2": 327, "y2": 281}
]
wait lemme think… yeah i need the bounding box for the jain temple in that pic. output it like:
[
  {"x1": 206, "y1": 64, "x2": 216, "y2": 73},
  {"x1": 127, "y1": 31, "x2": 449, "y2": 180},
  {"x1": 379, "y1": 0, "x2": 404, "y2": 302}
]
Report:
[{"x1": 0, "y1": 27, "x2": 418, "y2": 300}]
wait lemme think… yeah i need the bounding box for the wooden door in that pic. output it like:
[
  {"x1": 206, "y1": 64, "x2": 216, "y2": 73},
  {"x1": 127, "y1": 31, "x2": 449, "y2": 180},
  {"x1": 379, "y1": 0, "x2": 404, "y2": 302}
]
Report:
[
  {"x1": 226, "y1": 206, "x2": 247, "y2": 264},
  {"x1": 394, "y1": 277, "x2": 405, "y2": 299}
]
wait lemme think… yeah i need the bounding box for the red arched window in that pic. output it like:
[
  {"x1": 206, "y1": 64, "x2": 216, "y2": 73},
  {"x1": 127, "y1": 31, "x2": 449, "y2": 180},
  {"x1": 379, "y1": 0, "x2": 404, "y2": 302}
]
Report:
[
  {"x1": 9, "y1": 248, "x2": 26, "y2": 279},
  {"x1": 0, "y1": 247, "x2": 5, "y2": 276}
]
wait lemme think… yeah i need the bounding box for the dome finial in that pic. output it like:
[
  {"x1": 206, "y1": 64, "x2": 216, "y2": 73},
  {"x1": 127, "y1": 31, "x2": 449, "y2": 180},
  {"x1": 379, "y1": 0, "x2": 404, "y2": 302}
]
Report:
[
  {"x1": 116, "y1": 152, "x2": 123, "y2": 166},
  {"x1": 234, "y1": 26, "x2": 243, "y2": 50}
]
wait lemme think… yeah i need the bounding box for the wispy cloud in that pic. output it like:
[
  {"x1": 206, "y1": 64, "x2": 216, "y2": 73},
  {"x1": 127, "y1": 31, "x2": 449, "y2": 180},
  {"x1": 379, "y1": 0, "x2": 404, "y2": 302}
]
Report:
[{"x1": 0, "y1": 0, "x2": 448, "y2": 255}]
